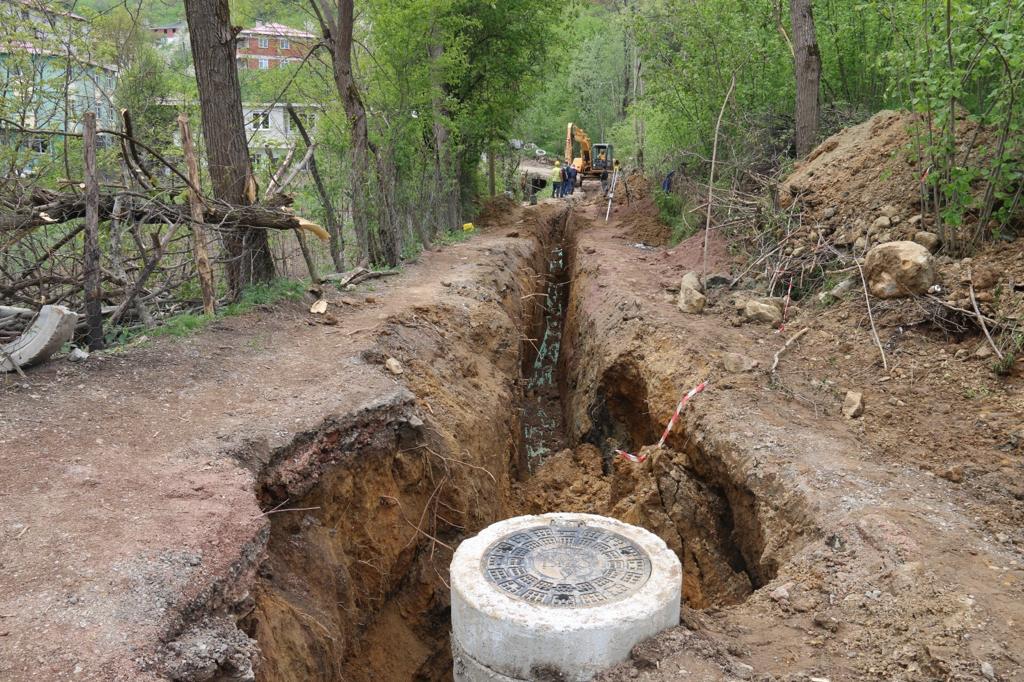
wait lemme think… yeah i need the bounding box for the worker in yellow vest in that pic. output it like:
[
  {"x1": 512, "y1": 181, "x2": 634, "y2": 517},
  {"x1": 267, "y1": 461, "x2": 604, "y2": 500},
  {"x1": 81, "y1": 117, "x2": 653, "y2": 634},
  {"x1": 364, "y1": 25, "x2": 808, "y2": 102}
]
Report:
[{"x1": 550, "y1": 160, "x2": 562, "y2": 198}]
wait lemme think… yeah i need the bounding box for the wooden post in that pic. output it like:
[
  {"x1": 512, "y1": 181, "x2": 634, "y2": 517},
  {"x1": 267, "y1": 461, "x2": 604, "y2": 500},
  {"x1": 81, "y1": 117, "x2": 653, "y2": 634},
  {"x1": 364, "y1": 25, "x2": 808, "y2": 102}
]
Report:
[
  {"x1": 82, "y1": 112, "x2": 105, "y2": 350},
  {"x1": 177, "y1": 113, "x2": 217, "y2": 315}
]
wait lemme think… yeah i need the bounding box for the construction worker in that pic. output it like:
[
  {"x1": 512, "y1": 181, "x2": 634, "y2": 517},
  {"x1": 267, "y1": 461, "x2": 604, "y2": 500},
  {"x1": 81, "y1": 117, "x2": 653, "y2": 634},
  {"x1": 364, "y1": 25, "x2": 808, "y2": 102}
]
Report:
[
  {"x1": 566, "y1": 163, "x2": 578, "y2": 195},
  {"x1": 550, "y1": 160, "x2": 562, "y2": 198},
  {"x1": 559, "y1": 162, "x2": 569, "y2": 198}
]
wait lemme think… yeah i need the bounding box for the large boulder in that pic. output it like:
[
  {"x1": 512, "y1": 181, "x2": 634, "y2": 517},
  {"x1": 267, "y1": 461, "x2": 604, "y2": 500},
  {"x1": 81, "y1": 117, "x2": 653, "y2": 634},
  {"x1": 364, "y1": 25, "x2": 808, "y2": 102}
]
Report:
[
  {"x1": 677, "y1": 271, "x2": 706, "y2": 314},
  {"x1": 864, "y1": 241, "x2": 935, "y2": 298}
]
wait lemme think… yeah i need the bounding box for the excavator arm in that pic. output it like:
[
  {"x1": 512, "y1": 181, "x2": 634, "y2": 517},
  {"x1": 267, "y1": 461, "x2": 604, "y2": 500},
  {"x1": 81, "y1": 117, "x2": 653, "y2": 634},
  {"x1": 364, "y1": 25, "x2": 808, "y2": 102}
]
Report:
[{"x1": 565, "y1": 123, "x2": 592, "y2": 170}]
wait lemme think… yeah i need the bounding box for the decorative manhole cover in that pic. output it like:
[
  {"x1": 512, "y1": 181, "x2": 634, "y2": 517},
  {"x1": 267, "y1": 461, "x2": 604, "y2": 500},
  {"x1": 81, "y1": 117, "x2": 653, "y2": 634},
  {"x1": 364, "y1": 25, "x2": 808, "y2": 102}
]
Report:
[{"x1": 481, "y1": 521, "x2": 652, "y2": 607}]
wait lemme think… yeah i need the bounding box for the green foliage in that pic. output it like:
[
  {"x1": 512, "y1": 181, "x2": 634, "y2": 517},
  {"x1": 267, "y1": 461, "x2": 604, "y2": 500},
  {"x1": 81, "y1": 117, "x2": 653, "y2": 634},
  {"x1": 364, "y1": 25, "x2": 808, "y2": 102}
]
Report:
[
  {"x1": 117, "y1": 279, "x2": 306, "y2": 342},
  {"x1": 654, "y1": 189, "x2": 698, "y2": 245},
  {"x1": 878, "y1": 0, "x2": 1024, "y2": 251}
]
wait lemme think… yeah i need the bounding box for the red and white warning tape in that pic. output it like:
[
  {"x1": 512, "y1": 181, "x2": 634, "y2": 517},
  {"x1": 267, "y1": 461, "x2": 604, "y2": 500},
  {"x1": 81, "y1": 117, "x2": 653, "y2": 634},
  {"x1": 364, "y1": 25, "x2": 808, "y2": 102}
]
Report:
[{"x1": 614, "y1": 381, "x2": 708, "y2": 463}]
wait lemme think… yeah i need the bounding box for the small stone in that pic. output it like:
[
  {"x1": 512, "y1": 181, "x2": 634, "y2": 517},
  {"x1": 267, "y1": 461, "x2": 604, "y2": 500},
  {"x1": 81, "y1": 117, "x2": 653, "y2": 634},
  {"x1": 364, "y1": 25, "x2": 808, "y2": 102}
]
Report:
[
  {"x1": 939, "y1": 465, "x2": 964, "y2": 483},
  {"x1": 385, "y1": 358, "x2": 404, "y2": 375},
  {"x1": 67, "y1": 347, "x2": 90, "y2": 363},
  {"x1": 908, "y1": 214, "x2": 923, "y2": 226},
  {"x1": 880, "y1": 204, "x2": 899, "y2": 218},
  {"x1": 981, "y1": 661, "x2": 995, "y2": 680},
  {"x1": 769, "y1": 584, "x2": 791, "y2": 602},
  {"x1": 742, "y1": 300, "x2": 782, "y2": 325},
  {"x1": 972, "y1": 266, "x2": 999, "y2": 290},
  {"x1": 913, "y1": 231, "x2": 941, "y2": 252},
  {"x1": 954, "y1": 348, "x2": 970, "y2": 360},
  {"x1": 871, "y1": 215, "x2": 892, "y2": 231},
  {"x1": 723, "y1": 353, "x2": 758, "y2": 373},
  {"x1": 731, "y1": 662, "x2": 754, "y2": 679},
  {"x1": 823, "y1": 207, "x2": 837, "y2": 219},
  {"x1": 705, "y1": 273, "x2": 731, "y2": 289},
  {"x1": 842, "y1": 391, "x2": 864, "y2": 418},
  {"x1": 974, "y1": 344, "x2": 994, "y2": 359}
]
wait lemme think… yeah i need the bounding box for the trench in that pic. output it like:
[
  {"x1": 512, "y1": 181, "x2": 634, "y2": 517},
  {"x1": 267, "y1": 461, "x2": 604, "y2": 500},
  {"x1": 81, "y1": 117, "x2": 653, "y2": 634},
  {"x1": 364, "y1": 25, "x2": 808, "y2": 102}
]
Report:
[{"x1": 232, "y1": 207, "x2": 783, "y2": 681}]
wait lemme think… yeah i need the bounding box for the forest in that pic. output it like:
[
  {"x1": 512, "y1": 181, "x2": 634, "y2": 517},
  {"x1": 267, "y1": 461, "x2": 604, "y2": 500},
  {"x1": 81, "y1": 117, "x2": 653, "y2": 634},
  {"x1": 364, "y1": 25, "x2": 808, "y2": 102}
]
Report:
[{"x1": 1, "y1": 0, "x2": 1021, "y2": 350}]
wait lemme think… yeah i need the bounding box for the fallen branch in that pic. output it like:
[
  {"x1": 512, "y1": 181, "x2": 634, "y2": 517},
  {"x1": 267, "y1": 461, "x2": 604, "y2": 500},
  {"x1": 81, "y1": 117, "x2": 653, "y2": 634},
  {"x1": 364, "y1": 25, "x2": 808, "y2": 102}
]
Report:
[
  {"x1": 770, "y1": 327, "x2": 809, "y2": 373},
  {"x1": 703, "y1": 73, "x2": 737, "y2": 284},
  {"x1": 969, "y1": 272, "x2": 1003, "y2": 360},
  {"x1": 323, "y1": 267, "x2": 401, "y2": 287},
  {"x1": 854, "y1": 258, "x2": 888, "y2": 371}
]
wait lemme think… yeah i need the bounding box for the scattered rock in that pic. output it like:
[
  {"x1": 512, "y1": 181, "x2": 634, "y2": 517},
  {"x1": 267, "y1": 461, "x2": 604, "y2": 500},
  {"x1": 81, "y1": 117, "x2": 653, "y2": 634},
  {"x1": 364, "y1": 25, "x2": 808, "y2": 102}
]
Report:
[
  {"x1": 67, "y1": 347, "x2": 90, "y2": 363},
  {"x1": 908, "y1": 214, "x2": 923, "y2": 226},
  {"x1": 723, "y1": 353, "x2": 758, "y2": 373},
  {"x1": 871, "y1": 215, "x2": 892, "y2": 231},
  {"x1": 677, "y1": 271, "x2": 706, "y2": 314},
  {"x1": 971, "y1": 265, "x2": 1000, "y2": 290},
  {"x1": 913, "y1": 231, "x2": 941, "y2": 252},
  {"x1": 769, "y1": 584, "x2": 792, "y2": 602},
  {"x1": 939, "y1": 465, "x2": 964, "y2": 483},
  {"x1": 704, "y1": 273, "x2": 732, "y2": 289},
  {"x1": 879, "y1": 204, "x2": 899, "y2": 218},
  {"x1": 842, "y1": 391, "x2": 864, "y2": 418},
  {"x1": 384, "y1": 358, "x2": 404, "y2": 375},
  {"x1": 680, "y1": 271, "x2": 704, "y2": 293},
  {"x1": 981, "y1": 661, "x2": 996, "y2": 680},
  {"x1": 974, "y1": 344, "x2": 994, "y2": 360},
  {"x1": 677, "y1": 286, "x2": 706, "y2": 315},
  {"x1": 864, "y1": 241, "x2": 936, "y2": 298},
  {"x1": 742, "y1": 299, "x2": 782, "y2": 325}
]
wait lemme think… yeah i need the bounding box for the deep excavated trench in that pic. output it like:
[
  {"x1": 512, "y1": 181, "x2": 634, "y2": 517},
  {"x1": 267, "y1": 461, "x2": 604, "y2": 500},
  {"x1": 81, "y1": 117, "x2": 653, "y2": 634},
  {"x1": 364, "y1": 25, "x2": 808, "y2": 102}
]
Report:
[{"x1": 237, "y1": 207, "x2": 784, "y2": 681}]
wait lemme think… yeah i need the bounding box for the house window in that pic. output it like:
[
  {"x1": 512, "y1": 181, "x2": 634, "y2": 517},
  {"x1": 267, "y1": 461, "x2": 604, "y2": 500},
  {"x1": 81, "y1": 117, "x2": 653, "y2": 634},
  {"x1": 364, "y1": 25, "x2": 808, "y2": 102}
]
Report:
[
  {"x1": 258, "y1": 58, "x2": 269, "y2": 69},
  {"x1": 237, "y1": 58, "x2": 247, "y2": 69},
  {"x1": 250, "y1": 112, "x2": 270, "y2": 130},
  {"x1": 237, "y1": 38, "x2": 248, "y2": 49},
  {"x1": 279, "y1": 38, "x2": 289, "y2": 50},
  {"x1": 258, "y1": 37, "x2": 269, "y2": 49}
]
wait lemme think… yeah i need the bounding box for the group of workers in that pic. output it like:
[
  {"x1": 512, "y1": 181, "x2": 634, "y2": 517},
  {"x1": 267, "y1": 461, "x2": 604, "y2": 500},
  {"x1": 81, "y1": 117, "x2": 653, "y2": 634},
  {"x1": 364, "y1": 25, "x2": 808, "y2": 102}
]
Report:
[{"x1": 550, "y1": 160, "x2": 578, "y2": 198}]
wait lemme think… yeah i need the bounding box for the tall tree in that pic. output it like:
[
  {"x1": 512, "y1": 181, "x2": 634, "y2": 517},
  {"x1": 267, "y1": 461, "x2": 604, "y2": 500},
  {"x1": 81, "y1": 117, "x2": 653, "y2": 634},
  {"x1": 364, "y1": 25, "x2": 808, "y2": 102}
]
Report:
[
  {"x1": 313, "y1": 0, "x2": 376, "y2": 266},
  {"x1": 184, "y1": 0, "x2": 275, "y2": 294},
  {"x1": 790, "y1": 0, "x2": 821, "y2": 157}
]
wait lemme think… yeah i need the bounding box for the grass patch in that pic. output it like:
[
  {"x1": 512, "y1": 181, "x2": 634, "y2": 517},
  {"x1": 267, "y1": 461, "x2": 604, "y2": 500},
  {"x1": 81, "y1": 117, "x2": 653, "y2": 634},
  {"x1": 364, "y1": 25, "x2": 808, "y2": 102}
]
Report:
[
  {"x1": 113, "y1": 278, "x2": 306, "y2": 344},
  {"x1": 436, "y1": 228, "x2": 474, "y2": 246},
  {"x1": 655, "y1": 190, "x2": 699, "y2": 246}
]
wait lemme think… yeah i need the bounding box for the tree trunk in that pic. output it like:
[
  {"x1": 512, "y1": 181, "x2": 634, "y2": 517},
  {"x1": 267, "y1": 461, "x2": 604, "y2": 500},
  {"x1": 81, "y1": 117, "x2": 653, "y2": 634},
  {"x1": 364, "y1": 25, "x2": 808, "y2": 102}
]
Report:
[
  {"x1": 82, "y1": 112, "x2": 104, "y2": 350},
  {"x1": 487, "y1": 147, "x2": 496, "y2": 197},
  {"x1": 184, "y1": 0, "x2": 275, "y2": 295},
  {"x1": 790, "y1": 0, "x2": 821, "y2": 157},
  {"x1": 316, "y1": 0, "x2": 373, "y2": 265}
]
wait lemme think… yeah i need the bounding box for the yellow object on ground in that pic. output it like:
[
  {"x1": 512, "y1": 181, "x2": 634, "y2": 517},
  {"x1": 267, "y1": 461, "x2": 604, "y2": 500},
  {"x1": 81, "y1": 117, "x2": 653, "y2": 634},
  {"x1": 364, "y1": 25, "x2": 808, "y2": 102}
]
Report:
[{"x1": 463, "y1": 222, "x2": 475, "y2": 232}]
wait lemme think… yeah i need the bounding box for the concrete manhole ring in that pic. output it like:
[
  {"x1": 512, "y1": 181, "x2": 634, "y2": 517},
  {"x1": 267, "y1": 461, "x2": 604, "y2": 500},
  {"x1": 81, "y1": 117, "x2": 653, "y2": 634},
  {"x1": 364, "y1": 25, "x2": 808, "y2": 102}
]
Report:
[{"x1": 481, "y1": 520, "x2": 652, "y2": 607}]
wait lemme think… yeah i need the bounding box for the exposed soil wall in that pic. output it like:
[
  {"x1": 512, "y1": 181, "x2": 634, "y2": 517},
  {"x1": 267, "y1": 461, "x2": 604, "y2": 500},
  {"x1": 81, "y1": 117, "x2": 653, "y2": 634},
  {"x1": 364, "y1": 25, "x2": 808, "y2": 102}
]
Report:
[{"x1": 238, "y1": 214, "x2": 563, "y2": 681}]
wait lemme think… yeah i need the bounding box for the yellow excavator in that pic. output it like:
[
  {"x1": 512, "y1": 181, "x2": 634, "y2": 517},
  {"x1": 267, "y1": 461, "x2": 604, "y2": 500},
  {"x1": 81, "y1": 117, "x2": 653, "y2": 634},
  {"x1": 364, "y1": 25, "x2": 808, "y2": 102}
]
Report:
[{"x1": 565, "y1": 123, "x2": 613, "y2": 181}]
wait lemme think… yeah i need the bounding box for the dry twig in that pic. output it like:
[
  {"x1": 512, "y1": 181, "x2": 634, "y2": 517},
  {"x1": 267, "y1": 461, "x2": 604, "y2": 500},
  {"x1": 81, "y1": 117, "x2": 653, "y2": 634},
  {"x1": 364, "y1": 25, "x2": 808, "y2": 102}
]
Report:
[{"x1": 770, "y1": 327, "x2": 809, "y2": 373}]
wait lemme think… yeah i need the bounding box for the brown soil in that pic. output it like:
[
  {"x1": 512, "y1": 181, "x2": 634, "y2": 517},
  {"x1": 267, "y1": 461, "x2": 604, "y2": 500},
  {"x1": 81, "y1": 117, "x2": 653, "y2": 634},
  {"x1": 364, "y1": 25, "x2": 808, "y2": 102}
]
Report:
[{"x1": 0, "y1": 202, "x2": 563, "y2": 681}]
